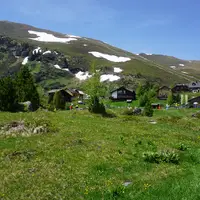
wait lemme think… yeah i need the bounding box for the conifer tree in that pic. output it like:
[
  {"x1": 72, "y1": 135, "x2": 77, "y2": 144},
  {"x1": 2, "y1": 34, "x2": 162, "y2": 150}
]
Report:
[
  {"x1": 15, "y1": 65, "x2": 40, "y2": 110},
  {"x1": 0, "y1": 76, "x2": 17, "y2": 112},
  {"x1": 53, "y1": 91, "x2": 66, "y2": 110}
]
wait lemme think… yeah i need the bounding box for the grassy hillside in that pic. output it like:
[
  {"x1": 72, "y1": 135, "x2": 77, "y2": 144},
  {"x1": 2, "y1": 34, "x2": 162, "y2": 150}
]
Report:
[
  {"x1": 1, "y1": 109, "x2": 200, "y2": 199},
  {"x1": 0, "y1": 21, "x2": 197, "y2": 88},
  {"x1": 139, "y1": 53, "x2": 200, "y2": 79}
]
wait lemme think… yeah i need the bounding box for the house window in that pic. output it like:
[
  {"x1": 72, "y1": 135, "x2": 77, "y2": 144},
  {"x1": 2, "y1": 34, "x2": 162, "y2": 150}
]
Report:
[{"x1": 118, "y1": 90, "x2": 126, "y2": 94}]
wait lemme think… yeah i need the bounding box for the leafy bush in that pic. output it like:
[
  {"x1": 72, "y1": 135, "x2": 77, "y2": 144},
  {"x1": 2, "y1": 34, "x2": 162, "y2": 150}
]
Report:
[
  {"x1": 177, "y1": 144, "x2": 188, "y2": 151},
  {"x1": 143, "y1": 101, "x2": 154, "y2": 117},
  {"x1": 102, "y1": 110, "x2": 117, "y2": 118},
  {"x1": 139, "y1": 94, "x2": 148, "y2": 107},
  {"x1": 143, "y1": 151, "x2": 180, "y2": 164},
  {"x1": 122, "y1": 108, "x2": 133, "y2": 116}
]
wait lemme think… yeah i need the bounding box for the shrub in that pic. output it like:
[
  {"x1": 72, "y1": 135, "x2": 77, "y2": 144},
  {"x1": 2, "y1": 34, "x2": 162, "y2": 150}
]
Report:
[
  {"x1": 143, "y1": 151, "x2": 180, "y2": 164},
  {"x1": 143, "y1": 101, "x2": 153, "y2": 117},
  {"x1": 122, "y1": 108, "x2": 133, "y2": 116},
  {"x1": 177, "y1": 144, "x2": 188, "y2": 151},
  {"x1": 139, "y1": 94, "x2": 148, "y2": 107}
]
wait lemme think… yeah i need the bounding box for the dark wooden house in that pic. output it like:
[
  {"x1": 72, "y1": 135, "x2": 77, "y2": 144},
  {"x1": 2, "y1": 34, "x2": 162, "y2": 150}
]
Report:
[
  {"x1": 157, "y1": 86, "x2": 171, "y2": 100},
  {"x1": 48, "y1": 88, "x2": 73, "y2": 104},
  {"x1": 171, "y1": 84, "x2": 189, "y2": 93},
  {"x1": 110, "y1": 87, "x2": 136, "y2": 101},
  {"x1": 69, "y1": 89, "x2": 85, "y2": 101}
]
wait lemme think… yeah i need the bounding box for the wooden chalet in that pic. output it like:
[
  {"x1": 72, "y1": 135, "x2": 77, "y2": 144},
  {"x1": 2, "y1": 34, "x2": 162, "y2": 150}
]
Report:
[
  {"x1": 110, "y1": 86, "x2": 136, "y2": 101},
  {"x1": 188, "y1": 81, "x2": 200, "y2": 93},
  {"x1": 171, "y1": 84, "x2": 189, "y2": 93},
  {"x1": 157, "y1": 86, "x2": 171, "y2": 100},
  {"x1": 69, "y1": 89, "x2": 85, "y2": 101},
  {"x1": 48, "y1": 88, "x2": 73, "y2": 104}
]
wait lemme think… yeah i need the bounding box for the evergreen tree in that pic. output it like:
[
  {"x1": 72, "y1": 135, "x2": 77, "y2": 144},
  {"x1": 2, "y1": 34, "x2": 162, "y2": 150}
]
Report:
[
  {"x1": 0, "y1": 77, "x2": 17, "y2": 112},
  {"x1": 143, "y1": 100, "x2": 154, "y2": 117},
  {"x1": 15, "y1": 65, "x2": 40, "y2": 111},
  {"x1": 53, "y1": 91, "x2": 66, "y2": 110}
]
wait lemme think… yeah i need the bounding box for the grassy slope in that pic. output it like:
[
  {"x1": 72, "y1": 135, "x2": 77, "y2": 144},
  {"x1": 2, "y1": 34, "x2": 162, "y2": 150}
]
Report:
[
  {"x1": 1, "y1": 109, "x2": 200, "y2": 200},
  {"x1": 0, "y1": 21, "x2": 196, "y2": 86}
]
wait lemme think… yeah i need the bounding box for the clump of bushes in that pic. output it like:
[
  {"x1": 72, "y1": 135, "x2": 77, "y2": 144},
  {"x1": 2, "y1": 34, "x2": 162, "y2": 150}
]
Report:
[
  {"x1": 143, "y1": 150, "x2": 180, "y2": 164},
  {"x1": 122, "y1": 108, "x2": 133, "y2": 116},
  {"x1": 177, "y1": 144, "x2": 188, "y2": 151},
  {"x1": 143, "y1": 101, "x2": 153, "y2": 117}
]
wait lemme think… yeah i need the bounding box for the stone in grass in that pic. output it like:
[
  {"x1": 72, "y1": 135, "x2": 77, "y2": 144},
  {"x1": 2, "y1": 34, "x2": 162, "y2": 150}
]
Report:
[
  {"x1": 123, "y1": 181, "x2": 132, "y2": 187},
  {"x1": 149, "y1": 120, "x2": 157, "y2": 124},
  {"x1": 33, "y1": 126, "x2": 47, "y2": 134}
]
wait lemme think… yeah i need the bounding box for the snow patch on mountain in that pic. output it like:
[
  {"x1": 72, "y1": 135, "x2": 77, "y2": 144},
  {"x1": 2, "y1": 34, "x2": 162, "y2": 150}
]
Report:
[
  {"x1": 22, "y1": 57, "x2": 29, "y2": 65},
  {"x1": 43, "y1": 50, "x2": 51, "y2": 55},
  {"x1": 28, "y1": 30, "x2": 77, "y2": 43},
  {"x1": 83, "y1": 44, "x2": 88, "y2": 47},
  {"x1": 114, "y1": 67, "x2": 123, "y2": 73},
  {"x1": 33, "y1": 47, "x2": 42, "y2": 54},
  {"x1": 100, "y1": 74, "x2": 120, "y2": 82},
  {"x1": 88, "y1": 51, "x2": 131, "y2": 62},
  {"x1": 54, "y1": 64, "x2": 61, "y2": 69},
  {"x1": 75, "y1": 71, "x2": 92, "y2": 80},
  {"x1": 179, "y1": 64, "x2": 185, "y2": 67},
  {"x1": 66, "y1": 34, "x2": 81, "y2": 38},
  {"x1": 170, "y1": 66, "x2": 176, "y2": 69},
  {"x1": 54, "y1": 64, "x2": 70, "y2": 72},
  {"x1": 182, "y1": 71, "x2": 189, "y2": 74}
]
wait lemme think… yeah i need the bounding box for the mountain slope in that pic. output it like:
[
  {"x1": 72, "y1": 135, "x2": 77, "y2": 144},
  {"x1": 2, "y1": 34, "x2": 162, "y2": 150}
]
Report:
[
  {"x1": 0, "y1": 21, "x2": 197, "y2": 90},
  {"x1": 139, "y1": 53, "x2": 200, "y2": 79}
]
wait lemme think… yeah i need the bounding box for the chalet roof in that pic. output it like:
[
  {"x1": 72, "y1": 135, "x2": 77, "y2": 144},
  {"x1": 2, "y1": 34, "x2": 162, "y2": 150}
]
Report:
[
  {"x1": 111, "y1": 86, "x2": 133, "y2": 93},
  {"x1": 157, "y1": 86, "x2": 171, "y2": 91},
  {"x1": 48, "y1": 88, "x2": 73, "y2": 96},
  {"x1": 188, "y1": 81, "x2": 200, "y2": 88},
  {"x1": 188, "y1": 96, "x2": 200, "y2": 102}
]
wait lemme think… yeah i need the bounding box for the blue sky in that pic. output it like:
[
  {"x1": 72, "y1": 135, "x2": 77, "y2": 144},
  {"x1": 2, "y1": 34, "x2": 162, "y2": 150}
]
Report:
[{"x1": 1, "y1": 0, "x2": 200, "y2": 59}]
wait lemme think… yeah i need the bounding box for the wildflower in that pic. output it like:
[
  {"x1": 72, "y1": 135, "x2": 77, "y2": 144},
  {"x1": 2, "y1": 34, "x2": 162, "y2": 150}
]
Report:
[{"x1": 144, "y1": 183, "x2": 151, "y2": 190}]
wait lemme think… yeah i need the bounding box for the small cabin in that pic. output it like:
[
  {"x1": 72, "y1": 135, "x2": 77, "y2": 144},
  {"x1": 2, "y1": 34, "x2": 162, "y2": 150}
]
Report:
[
  {"x1": 157, "y1": 86, "x2": 171, "y2": 100},
  {"x1": 171, "y1": 84, "x2": 189, "y2": 93},
  {"x1": 69, "y1": 89, "x2": 85, "y2": 101},
  {"x1": 110, "y1": 86, "x2": 136, "y2": 101},
  {"x1": 48, "y1": 88, "x2": 73, "y2": 104},
  {"x1": 188, "y1": 81, "x2": 200, "y2": 93}
]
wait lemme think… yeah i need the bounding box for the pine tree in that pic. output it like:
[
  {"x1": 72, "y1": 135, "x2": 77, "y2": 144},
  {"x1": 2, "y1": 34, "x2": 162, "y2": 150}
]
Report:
[
  {"x1": 0, "y1": 76, "x2": 17, "y2": 112},
  {"x1": 53, "y1": 91, "x2": 66, "y2": 110},
  {"x1": 15, "y1": 65, "x2": 40, "y2": 111}
]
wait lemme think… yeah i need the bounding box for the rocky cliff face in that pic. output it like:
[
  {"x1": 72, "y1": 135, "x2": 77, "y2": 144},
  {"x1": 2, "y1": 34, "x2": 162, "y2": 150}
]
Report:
[{"x1": 0, "y1": 36, "x2": 92, "y2": 89}]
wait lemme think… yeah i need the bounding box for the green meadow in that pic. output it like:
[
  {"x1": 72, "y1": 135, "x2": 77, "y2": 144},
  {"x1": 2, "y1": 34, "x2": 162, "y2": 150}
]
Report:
[{"x1": 0, "y1": 108, "x2": 200, "y2": 200}]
